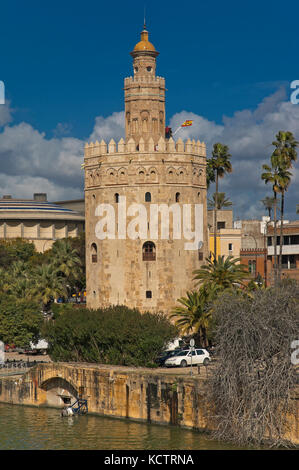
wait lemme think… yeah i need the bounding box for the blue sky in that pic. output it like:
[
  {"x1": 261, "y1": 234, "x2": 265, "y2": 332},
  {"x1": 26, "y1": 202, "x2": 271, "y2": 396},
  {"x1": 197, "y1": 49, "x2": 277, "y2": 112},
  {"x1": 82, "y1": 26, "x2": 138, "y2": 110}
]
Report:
[{"x1": 0, "y1": 0, "x2": 298, "y2": 218}]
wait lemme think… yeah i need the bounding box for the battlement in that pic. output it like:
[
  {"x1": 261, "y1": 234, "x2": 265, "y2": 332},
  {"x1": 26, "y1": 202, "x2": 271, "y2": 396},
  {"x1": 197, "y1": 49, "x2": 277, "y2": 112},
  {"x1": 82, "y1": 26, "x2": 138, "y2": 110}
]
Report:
[
  {"x1": 124, "y1": 76, "x2": 165, "y2": 87},
  {"x1": 84, "y1": 136, "x2": 206, "y2": 159}
]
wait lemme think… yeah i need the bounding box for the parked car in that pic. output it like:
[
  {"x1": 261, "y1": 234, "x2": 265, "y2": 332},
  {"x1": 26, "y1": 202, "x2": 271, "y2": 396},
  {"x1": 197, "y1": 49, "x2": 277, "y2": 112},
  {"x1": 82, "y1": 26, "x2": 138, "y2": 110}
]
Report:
[
  {"x1": 155, "y1": 349, "x2": 182, "y2": 367},
  {"x1": 164, "y1": 348, "x2": 210, "y2": 368},
  {"x1": 24, "y1": 339, "x2": 48, "y2": 355}
]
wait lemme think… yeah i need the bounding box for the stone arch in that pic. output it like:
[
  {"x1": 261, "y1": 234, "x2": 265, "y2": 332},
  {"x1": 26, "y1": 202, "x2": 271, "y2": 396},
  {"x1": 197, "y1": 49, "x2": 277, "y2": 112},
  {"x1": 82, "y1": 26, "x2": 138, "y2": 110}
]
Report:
[
  {"x1": 106, "y1": 167, "x2": 117, "y2": 184},
  {"x1": 177, "y1": 167, "x2": 186, "y2": 180},
  {"x1": 137, "y1": 167, "x2": 147, "y2": 183},
  {"x1": 166, "y1": 167, "x2": 176, "y2": 183},
  {"x1": 40, "y1": 376, "x2": 78, "y2": 407},
  {"x1": 118, "y1": 167, "x2": 127, "y2": 183},
  {"x1": 148, "y1": 167, "x2": 158, "y2": 182},
  {"x1": 141, "y1": 110, "x2": 149, "y2": 133}
]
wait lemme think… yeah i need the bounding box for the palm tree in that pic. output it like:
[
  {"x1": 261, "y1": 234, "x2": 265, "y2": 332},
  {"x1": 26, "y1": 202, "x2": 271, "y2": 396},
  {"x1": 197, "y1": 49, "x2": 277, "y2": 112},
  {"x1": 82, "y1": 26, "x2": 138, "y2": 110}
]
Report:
[
  {"x1": 271, "y1": 132, "x2": 298, "y2": 279},
  {"x1": 206, "y1": 158, "x2": 215, "y2": 189},
  {"x1": 31, "y1": 264, "x2": 67, "y2": 310},
  {"x1": 170, "y1": 288, "x2": 215, "y2": 347},
  {"x1": 49, "y1": 238, "x2": 82, "y2": 296},
  {"x1": 209, "y1": 144, "x2": 232, "y2": 259},
  {"x1": 208, "y1": 192, "x2": 232, "y2": 210},
  {"x1": 261, "y1": 196, "x2": 275, "y2": 219},
  {"x1": 261, "y1": 163, "x2": 280, "y2": 285},
  {"x1": 262, "y1": 131, "x2": 298, "y2": 283},
  {"x1": 193, "y1": 255, "x2": 248, "y2": 291}
]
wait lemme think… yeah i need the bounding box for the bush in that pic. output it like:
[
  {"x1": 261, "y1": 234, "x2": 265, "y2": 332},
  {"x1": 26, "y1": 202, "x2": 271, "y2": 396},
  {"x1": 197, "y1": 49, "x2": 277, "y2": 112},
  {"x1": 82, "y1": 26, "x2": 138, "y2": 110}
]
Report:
[
  {"x1": 42, "y1": 305, "x2": 178, "y2": 366},
  {"x1": 0, "y1": 296, "x2": 43, "y2": 347}
]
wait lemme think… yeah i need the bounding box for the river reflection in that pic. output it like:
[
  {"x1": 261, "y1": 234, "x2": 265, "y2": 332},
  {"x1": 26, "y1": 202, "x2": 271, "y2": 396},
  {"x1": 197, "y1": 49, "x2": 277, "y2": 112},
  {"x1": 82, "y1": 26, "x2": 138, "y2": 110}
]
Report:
[{"x1": 0, "y1": 403, "x2": 248, "y2": 450}]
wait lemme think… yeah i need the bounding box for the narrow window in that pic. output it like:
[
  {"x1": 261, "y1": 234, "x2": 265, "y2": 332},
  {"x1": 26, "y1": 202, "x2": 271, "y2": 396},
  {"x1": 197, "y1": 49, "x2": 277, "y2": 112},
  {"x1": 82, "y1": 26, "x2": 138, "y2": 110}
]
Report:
[
  {"x1": 146, "y1": 291, "x2": 152, "y2": 299},
  {"x1": 228, "y1": 243, "x2": 233, "y2": 252},
  {"x1": 115, "y1": 193, "x2": 119, "y2": 203},
  {"x1": 145, "y1": 192, "x2": 151, "y2": 202},
  {"x1": 175, "y1": 192, "x2": 180, "y2": 202},
  {"x1": 91, "y1": 243, "x2": 97, "y2": 263}
]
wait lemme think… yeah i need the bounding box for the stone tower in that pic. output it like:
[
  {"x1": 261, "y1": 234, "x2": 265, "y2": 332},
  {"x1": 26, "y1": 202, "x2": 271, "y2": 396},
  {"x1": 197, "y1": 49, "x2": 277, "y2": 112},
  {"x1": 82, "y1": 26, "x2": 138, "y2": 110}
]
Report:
[
  {"x1": 125, "y1": 25, "x2": 165, "y2": 145},
  {"x1": 84, "y1": 26, "x2": 208, "y2": 314}
]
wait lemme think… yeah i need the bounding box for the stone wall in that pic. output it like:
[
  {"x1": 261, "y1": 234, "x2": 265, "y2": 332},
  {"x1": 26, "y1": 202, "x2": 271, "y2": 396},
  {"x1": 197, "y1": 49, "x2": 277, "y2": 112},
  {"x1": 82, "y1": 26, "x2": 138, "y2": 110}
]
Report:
[{"x1": 0, "y1": 363, "x2": 298, "y2": 445}]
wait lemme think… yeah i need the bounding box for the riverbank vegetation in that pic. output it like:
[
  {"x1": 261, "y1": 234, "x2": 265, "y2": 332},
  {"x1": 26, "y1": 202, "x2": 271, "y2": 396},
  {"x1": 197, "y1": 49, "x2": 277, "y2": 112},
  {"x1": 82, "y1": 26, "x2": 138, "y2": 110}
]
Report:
[
  {"x1": 42, "y1": 305, "x2": 178, "y2": 367},
  {"x1": 0, "y1": 236, "x2": 85, "y2": 347}
]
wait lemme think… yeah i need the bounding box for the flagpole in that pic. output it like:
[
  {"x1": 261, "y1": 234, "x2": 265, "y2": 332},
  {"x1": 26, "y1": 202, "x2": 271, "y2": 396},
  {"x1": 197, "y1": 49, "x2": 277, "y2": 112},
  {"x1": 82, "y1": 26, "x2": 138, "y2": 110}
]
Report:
[{"x1": 172, "y1": 126, "x2": 182, "y2": 136}]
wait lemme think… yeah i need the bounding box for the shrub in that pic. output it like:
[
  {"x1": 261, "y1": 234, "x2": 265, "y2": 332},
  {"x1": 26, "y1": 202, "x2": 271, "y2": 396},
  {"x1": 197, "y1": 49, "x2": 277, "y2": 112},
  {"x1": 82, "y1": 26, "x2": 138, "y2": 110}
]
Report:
[{"x1": 43, "y1": 305, "x2": 178, "y2": 366}]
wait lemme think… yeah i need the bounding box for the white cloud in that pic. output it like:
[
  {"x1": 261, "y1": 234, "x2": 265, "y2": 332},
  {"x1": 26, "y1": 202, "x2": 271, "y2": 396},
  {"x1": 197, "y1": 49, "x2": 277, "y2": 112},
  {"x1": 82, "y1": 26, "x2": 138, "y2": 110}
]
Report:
[
  {"x1": 0, "y1": 100, "x2": 13, "y2": 127},
  {"x1": 0, "y1": 89, "x2": 298, "y2": 219},
  {"x1": 169, "y1": 87, "x2": 299, "y2": 220}
]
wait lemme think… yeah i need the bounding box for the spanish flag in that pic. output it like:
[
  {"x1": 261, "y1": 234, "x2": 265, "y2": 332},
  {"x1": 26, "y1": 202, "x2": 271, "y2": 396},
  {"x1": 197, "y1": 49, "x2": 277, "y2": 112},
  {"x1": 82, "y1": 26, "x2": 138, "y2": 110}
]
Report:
[{"x1": 181, "y1": 120, "x2": 193, "y2": 127}]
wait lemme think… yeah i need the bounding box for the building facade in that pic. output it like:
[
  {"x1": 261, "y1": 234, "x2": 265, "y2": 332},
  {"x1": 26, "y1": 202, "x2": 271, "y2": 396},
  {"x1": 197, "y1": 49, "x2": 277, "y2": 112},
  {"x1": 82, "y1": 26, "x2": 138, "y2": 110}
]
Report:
[
  {"x1": 0, "y1": 193, "x2": 85, "y2": 252},
  {"x1": 208, "y1": 209, "x2": 242, "y2": 260},
  {"x1": 267, "y1": 220, "x2": 299, "y2": 282},
  {"x1": 84, "y1": 26, "x2": 208, "y2": 314}
]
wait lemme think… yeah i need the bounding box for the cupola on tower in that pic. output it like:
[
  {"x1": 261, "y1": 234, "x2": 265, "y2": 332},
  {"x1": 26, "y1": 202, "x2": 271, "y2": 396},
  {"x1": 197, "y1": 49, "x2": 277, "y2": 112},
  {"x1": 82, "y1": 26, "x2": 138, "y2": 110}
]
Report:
[
  {"x1": 125, "y1": 25, "x2": 165, "y2": 145},
  {"x1": 84, "y1": 26, "x2": 208, "y2": 315}
]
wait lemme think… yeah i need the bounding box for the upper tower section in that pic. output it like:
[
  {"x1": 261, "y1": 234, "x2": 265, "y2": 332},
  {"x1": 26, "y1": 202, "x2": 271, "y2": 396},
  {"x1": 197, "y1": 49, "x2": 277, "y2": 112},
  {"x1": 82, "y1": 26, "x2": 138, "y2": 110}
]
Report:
[{"x1": 124, "y1": 25, "x2": 166, "y2": 145}]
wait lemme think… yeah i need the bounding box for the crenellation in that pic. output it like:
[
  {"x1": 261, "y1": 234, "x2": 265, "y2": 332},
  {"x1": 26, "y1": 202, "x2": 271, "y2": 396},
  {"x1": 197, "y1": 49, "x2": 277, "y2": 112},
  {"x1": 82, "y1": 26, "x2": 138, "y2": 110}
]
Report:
[{"x1": 84, "y1": 137, "x2": 206, "y2": 160}]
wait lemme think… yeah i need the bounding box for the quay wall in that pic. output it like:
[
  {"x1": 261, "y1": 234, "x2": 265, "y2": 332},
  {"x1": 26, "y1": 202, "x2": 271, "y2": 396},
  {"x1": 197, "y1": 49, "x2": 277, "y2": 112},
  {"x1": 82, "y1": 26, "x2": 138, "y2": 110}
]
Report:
[{"x1": 0, "y1": 363, "x2": 298, "y2": 445}]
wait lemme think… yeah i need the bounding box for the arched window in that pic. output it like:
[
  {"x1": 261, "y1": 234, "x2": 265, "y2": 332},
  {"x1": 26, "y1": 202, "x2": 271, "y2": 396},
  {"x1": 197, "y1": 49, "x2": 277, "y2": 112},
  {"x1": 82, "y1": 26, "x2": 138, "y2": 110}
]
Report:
[
  {"x1": 115, "y1": 193, "x2": 119, "y2": 203},
  {"x1": 142, "y1": 241, "x2": 156, "y2": 261},
  {"x1": 145, "y1": 192, "x2": 151, "y2": 202},
  {"x1": 91, "y1": 243, "x2": 97, "y2": 263},
  {"x1": 175, "y1": 192, "x2": 180, "y2": 202}
]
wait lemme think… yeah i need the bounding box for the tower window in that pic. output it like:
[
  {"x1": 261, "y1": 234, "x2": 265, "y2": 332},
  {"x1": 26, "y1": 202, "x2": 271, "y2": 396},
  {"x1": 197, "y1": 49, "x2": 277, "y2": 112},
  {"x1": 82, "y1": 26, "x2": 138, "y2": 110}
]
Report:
[
  {"x1": 146, "y1": 291, "x2": 152, "y2": 299},
  {"x1": 91, "y1": 243, "x2": 97, "y2": 263},
  {"x1": 145, "y1": 192, "x2": 151, "y2": 202},
  {"x1": 115, "y1": 193, "x2": 119, "y2": 203},
  {"x1": 143, "y1": 241, "x2": 156, "y2": 261},
  {"x1": 134, "y1": 67, "x2": 138, "y2": 72},
  {"x1": 147, "y1": 66, "x2": 152, "y2": 72},
  {"x1": 175, "y1": 192, "x2": 180, "y2": 202}
]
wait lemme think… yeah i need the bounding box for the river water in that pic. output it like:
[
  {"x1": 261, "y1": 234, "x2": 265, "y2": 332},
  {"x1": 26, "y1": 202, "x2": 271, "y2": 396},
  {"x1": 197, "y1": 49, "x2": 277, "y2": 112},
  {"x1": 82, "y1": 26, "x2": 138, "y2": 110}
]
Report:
[{"x1": 0, "y1": 403, "x2": 248, "y2": 450}]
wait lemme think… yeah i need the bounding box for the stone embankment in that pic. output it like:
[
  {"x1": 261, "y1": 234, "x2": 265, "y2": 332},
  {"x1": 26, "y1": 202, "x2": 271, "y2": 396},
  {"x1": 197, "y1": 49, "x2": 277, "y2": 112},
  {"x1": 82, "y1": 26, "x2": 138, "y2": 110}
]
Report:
[{"x1": 0, "y1": 362, "x2": 298, "y2": 445}]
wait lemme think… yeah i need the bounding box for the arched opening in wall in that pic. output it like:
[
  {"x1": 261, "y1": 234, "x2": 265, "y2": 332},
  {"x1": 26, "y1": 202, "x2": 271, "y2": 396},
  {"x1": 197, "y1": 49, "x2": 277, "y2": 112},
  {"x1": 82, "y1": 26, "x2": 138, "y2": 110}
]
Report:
[
  {"x1": 91, "y1": 243, "x2": 98, "y2": 263},
  {"x1": 198, "y1": 192, "x2": 200, "y2": 198},
  {"x1": 175, "y1": 192, "x2": 180, "y2": 203},
  {"x1": 145, "y1": 192, "x2": 151, "y2": 202},
  {"x1": 115, "y1": 193, "x2": 119, "y2": 203},
  {"x1": 142, "y1": 241, "x2": 156, "y2": 261}
]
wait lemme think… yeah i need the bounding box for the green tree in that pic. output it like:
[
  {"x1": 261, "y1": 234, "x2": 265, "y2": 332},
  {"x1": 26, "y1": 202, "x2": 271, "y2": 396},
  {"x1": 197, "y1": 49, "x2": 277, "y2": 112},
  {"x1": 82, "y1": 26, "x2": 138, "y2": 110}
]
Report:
[
  {"x1": 208, "y1": 192, "x2": 232, "y2": 210},
  {"x1": 0, "y1": 296, "x2": 42, "y2": 347},
  {"x1": 209, "y1": 144, "x2": 232, "y2": 259},
  {"x1": 48, "y1": 238, "x2": 83, "y2": 295},
  {"x1": 170, "y1": 287, "x2": 216, "y2": 347},
  {"x1": 261, "y1": 196, "x2": 275, "y2": 219},
  {"x1": 31, "y1": 264, "x2": 67, "y2": 310},
  {"x1": 43, "y1": 305, "x2": 178, "y2": 366},
  {"x1": 193, "y1": 255, "x2": 248, "y2": 291}
]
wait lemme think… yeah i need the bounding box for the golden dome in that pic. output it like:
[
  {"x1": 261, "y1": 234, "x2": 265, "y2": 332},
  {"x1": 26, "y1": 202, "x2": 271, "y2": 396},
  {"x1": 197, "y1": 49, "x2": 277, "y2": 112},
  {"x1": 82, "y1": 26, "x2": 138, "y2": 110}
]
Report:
[{"x1": 131, "y1": 28, "x2": 158, "y2": 55}]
